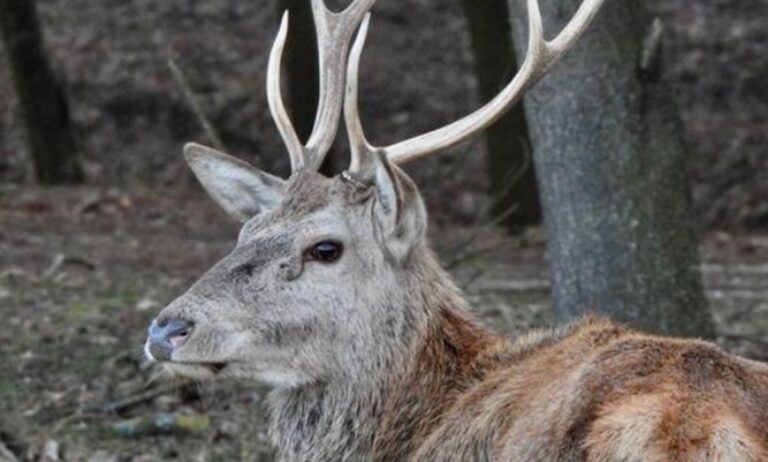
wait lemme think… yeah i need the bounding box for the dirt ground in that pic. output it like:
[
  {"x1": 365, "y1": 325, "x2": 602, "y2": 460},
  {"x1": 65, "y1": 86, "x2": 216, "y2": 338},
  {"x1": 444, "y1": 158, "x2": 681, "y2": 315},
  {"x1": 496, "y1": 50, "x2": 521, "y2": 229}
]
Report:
[{"x1": 1, "y1": 184, "x2": 767, "y2": 462}]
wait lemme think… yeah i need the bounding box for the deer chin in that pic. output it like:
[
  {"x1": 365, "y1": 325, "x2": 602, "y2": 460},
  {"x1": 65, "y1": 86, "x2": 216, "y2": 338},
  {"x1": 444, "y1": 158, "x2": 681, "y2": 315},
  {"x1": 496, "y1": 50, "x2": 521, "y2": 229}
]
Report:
[
  {"x1": 160, "y1": 361, "x2": 230, "y2": 380},
  {"x1": 160, "y1": 360, "x2": 309, "y2": 387}
]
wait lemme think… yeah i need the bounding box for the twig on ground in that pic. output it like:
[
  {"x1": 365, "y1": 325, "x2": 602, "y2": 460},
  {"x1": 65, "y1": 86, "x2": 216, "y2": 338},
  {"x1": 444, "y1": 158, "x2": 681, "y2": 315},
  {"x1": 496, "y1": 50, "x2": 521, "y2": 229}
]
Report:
[
  {"x1": 52, "y1": 382, "x2": 187, "y2": 434},
  {"x1": 50, "y1": 411, "x2": 103, "y2": 436},
  {"x1": 445, "y1": 203, "x2": 519, "y2": 271},
  {"x1": 719, "y1": 333, "x2": 768, "y2": 347},
  {"x1": 0, "y1": 267, "x2": 36, "y2": 282},
  {"x1": 41, "y1": 253, "x2": 97, "y2": 280},
  {"x1": 168, "y1": 48, "x2": 226, "y2": 151},
  {"x1": 640, "y1": 18, "x2": 664, "y2": 80},
  {"x1": 41, "y1": 254, "x2": 66, "y2": 280},
  {"x1": 459, "y1": 268, "x2": 486, "y2": 289},
  {"x1": 99, "y1": 382, "x2": 186, "y2": 415},
  {"x1": 446, "y1": 241, "x2": 509, "y2": 271},
  {"x1": 445, "y1": 144, "x2": 531, "y2": 271},
  {"x1": 487, "y1": 138, "x2": 533, "y2": 207},
  {"x1": 112, "y1": 413, "x2": 210, "y2": 438},
  {"x1": 74, "y1": 191, "x2": 106, "y2": 217},
  {"x1": 719, "y1": 333, "x2": 768, "y2": 360},
  {"x1": 0, "y1": 440, "x2": 19, "y2": 462}
]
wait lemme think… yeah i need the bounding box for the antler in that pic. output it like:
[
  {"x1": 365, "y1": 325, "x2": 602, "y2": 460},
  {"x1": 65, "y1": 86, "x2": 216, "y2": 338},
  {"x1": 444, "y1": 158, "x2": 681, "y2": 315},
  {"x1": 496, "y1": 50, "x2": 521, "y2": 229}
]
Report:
[
  {"x1": 345, "y1": 0, "x2": 606, "y2": 178},
  {"x1": 268, "y1": 0, "x2": 377, "y2": 173}
]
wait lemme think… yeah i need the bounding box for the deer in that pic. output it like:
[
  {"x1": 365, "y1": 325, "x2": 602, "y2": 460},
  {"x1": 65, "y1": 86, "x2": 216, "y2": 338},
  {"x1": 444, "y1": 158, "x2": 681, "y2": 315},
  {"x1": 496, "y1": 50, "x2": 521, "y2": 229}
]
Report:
[{"x1": 144, "y1": 0, "x2": 768, "y2": 460}]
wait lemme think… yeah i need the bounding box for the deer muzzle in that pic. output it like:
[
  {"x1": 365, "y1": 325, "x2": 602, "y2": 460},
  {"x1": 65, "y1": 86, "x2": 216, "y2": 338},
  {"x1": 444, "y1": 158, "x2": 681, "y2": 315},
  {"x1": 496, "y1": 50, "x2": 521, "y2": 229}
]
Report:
[{"x1": 145, "y1": 318, "x2": 194, "y2": 362}]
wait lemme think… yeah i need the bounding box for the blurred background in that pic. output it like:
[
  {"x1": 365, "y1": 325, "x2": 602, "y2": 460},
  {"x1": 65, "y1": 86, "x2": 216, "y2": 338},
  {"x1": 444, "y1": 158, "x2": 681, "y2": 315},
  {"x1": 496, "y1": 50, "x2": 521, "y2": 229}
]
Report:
[{"x1": 0, "y1": 0, "x2": 765, "y2": 460}]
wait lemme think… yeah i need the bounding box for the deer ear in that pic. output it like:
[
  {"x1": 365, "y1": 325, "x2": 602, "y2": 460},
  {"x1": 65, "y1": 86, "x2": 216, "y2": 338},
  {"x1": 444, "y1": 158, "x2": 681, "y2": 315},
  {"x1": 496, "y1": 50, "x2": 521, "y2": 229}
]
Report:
[
  {"x1": 184, "y1": 143, "x2": 285, "y2": 222},
  {"x1": 372, "y1": 152, "x2": 427, "y2": 265}
]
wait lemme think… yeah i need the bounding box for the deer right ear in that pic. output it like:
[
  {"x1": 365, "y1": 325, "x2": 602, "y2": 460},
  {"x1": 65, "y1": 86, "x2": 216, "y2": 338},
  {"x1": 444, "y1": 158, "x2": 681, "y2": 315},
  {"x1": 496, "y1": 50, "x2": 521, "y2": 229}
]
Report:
[
  {"x1": 371, "y1": 153, "x2": 427, "y2": 265},
  {"x1": 184, "y1": 143, "x2": 285, "y2": 223}
]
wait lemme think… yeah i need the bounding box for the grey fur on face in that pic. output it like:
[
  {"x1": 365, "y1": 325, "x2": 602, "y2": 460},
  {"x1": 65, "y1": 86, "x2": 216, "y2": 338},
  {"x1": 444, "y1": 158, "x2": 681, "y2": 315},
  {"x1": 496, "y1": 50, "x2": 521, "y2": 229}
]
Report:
[{"x1": 149, "y1": 166, "x2": 428, "y2": 385}]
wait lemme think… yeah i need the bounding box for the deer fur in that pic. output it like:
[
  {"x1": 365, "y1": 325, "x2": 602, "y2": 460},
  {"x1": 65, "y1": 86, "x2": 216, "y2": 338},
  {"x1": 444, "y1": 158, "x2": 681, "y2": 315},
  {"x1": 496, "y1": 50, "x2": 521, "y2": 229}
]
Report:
[{"x1": 147, "y1": 158, "x2": 768, "y2": 461}]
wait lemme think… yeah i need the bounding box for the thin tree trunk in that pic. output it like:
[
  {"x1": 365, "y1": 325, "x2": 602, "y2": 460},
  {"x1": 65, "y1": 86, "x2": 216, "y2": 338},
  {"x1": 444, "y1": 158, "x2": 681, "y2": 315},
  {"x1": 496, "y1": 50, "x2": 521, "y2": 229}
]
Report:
[
  {"x1": 0, "y1": 0, "x2": 83, "y2": 184},
  {"x1": 276, "y1": 0, "x2": 337, "y2": 175},
  {"x1": 507, "y1": 0, "x2": 715, "y2": 338},
  {"x1": 460, "y1": 0, "x2": 540, "y2": 229}
]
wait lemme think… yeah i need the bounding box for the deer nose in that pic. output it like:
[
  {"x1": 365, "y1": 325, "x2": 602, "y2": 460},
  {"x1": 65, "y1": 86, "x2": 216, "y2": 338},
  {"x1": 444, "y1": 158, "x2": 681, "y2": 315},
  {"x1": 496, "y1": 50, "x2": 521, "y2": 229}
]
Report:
[{"x1": 147, "y1": 318, "x2": 194, "y2": 361}]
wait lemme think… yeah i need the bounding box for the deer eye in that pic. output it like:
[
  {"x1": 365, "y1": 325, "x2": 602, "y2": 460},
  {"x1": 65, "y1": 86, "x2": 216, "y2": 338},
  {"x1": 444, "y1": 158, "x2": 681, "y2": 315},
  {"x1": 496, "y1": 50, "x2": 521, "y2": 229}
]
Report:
[{"x1": 307, "y1": 241, "x2": 343, "y2": 263}]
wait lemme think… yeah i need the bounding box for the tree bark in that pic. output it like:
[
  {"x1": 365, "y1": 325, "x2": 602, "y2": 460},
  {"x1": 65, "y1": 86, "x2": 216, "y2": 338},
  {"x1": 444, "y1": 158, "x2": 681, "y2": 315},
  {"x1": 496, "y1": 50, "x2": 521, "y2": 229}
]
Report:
[
  {"x1": 460, "y1": 0, "x2": 540, "y2": 229},
  {"x1": 275, "y1": 0, "x2": 337, "y2": 175},
  {"x1": 0, "y1": 0, "x2": 83, "y2": 184},
  {"x1": 507, "y1": 0, "x2": 715, "y2": 338}
]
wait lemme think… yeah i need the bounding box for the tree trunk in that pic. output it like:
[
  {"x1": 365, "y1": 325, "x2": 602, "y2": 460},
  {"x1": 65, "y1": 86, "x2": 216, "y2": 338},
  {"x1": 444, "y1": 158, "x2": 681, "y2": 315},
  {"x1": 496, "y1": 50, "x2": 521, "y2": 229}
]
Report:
[
  {"x1": 460, "y1": 0, "x2": 540, "y2": 229},
  {"x1": 275, "y1": 0, "x2": 337, "y2": 175},
  {"x1": 0, "y1": 0, "x2": 83, "y2": 184},
  {"x1": 507, "y1": 0, "x2": 715, "y2": 338}
]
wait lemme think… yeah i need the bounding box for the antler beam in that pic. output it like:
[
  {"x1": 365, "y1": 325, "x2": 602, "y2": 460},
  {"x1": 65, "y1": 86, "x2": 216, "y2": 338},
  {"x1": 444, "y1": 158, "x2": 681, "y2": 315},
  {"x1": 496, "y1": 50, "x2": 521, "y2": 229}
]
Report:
[{"x1": 345, "y1": 0, "x2": 606, "y2": 178}]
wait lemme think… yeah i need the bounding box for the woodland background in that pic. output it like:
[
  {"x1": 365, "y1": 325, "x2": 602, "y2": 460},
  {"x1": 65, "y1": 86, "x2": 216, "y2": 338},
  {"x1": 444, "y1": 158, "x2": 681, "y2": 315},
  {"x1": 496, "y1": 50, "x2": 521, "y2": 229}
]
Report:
[{"x1": 0, "y1": 0, "x2": 766, "y2": 460}]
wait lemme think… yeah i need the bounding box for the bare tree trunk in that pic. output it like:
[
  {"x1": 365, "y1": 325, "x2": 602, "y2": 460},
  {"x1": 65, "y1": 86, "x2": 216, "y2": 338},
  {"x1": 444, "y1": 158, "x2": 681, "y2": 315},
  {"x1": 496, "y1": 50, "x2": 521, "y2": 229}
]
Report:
[
  {"x1": 460, "y1": 0, "x2": 540, "y2": 229},
  {"x1": 508, "y1": 0, "x2": 715, "y2": 338},
  {"x1": 0, "y1": 0, "x2": 83, "y2": 184},
  {"x1": 275, "y1": 0, "x2": 337, "y2": 175}
]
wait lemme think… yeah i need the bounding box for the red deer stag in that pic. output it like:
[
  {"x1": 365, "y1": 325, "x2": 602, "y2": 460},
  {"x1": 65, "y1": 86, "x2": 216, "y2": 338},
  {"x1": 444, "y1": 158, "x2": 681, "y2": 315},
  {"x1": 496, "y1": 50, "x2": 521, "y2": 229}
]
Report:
[{"x1": 145, "y1": 0, "x2": 768, "y2": 460}]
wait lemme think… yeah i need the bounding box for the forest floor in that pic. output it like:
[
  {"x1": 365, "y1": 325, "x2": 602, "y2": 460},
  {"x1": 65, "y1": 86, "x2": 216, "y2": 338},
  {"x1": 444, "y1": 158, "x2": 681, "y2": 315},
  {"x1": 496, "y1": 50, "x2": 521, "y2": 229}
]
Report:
[{"x1": 1, "y1": 184, "x2": 767, "y2": 462}]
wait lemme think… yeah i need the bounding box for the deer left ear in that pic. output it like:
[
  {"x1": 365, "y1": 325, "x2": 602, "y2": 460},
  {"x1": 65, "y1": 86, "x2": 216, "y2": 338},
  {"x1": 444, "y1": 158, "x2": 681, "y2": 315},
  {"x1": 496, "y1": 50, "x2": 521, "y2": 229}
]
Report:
[
  {"x1": 371, "y1": 153, "x2": 427, "y2": 265},
  {"x1": 184, "y1": 143, "x2": 286, "y2": 222}
]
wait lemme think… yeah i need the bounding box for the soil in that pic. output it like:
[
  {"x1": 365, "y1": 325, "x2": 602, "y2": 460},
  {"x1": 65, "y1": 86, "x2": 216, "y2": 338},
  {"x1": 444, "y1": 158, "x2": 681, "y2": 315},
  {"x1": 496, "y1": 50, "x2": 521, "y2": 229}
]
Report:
[{"x1": 1, "y1": 184, "x2": 767, "y2": 461}]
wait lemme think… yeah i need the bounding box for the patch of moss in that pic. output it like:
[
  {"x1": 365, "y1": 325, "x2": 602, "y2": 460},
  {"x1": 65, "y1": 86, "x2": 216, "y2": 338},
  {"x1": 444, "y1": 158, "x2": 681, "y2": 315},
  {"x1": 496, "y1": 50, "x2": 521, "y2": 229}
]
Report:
[{"x1": 68, "y1": 300, "x2": 91, "y2": 321}]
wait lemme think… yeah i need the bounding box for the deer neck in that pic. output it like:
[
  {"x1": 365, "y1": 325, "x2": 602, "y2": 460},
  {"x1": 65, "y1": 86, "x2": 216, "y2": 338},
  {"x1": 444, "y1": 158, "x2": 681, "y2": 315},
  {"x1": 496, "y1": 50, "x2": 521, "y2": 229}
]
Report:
[{"x1": 268, "y1": 250, "x2": 509, "y2": 461}]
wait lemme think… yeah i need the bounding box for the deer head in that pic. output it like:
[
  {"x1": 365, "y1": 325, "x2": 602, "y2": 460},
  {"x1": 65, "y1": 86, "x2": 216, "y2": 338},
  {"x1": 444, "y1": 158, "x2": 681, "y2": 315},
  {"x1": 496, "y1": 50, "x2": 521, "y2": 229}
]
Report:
[{"x1": 144, "y1": 0, "x2": 605, "y2": 387}]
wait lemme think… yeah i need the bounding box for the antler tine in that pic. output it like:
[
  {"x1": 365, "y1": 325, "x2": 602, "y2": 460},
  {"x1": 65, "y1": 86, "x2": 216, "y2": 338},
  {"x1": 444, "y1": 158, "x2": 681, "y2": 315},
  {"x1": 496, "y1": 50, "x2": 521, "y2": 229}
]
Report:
[
  {"x1": 344, "y1": 13, "x2": 374, "y2": 177},
  {"x1": 302, "y1": 0, "x2": 378, "y2": 171},
  {"x1": 267, "y1": 12, "x2": 306, "y2": 172},
  {"x1": 266, "y1": 1, "x2": 377, "y2": 174},
  {"x1": 355, "y1": 0, "x2": 605, "y2": 167}
]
